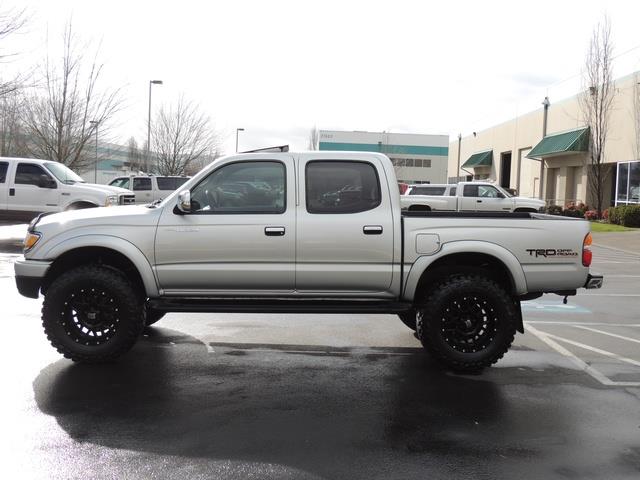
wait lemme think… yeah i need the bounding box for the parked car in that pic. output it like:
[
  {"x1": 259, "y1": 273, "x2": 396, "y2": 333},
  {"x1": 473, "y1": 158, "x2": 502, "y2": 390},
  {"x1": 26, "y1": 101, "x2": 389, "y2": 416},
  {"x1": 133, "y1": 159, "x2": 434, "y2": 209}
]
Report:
[
  {"x1": 15, "y1": 151, "x2": 602, "y2": 371},
  {"x1": 108, "y1": 175, "x2": 189, "y2": 204},
  {"x1": 401, "y1": 181, "x2": 546, "y2": 213},
  {"x1": 0, "y1": 157, "x2": 135, "y2": 221}
]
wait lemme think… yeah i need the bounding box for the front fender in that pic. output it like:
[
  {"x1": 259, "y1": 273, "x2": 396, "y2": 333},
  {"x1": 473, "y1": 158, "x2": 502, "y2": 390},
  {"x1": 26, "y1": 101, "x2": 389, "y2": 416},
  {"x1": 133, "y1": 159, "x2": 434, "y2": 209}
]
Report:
[
  {"x1": 402, "y1": 240, "x2": 528, "y2": 301},
  {"x1": 41, "y1": 234, "x2": 159, "y2": 297}
]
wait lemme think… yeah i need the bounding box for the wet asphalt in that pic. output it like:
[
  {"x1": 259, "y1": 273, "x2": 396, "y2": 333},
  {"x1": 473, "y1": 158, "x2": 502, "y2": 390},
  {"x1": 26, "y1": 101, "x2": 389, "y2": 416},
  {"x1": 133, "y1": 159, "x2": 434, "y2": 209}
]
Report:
[{"x1": 1, "y1": 232, "x2": 639, "y2": 479}]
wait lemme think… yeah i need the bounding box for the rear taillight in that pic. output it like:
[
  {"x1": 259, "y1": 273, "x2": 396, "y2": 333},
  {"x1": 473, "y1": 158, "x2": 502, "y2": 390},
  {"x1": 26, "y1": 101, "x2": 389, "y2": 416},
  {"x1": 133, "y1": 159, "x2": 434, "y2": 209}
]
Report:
[{"x1": 582, "y1": 232, "x2": 593, "y2": 267}]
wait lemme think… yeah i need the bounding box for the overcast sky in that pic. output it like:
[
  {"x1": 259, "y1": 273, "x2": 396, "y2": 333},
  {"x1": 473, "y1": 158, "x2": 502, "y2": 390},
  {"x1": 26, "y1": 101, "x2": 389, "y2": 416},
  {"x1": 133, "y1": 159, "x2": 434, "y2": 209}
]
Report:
[{"x1": 3, "y1": 0, "x2": 640, "y2": 153}]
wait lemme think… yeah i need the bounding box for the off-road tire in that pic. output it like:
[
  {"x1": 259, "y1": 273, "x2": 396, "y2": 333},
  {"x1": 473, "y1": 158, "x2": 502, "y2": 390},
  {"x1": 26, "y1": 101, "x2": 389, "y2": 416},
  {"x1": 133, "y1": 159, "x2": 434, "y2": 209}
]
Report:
[
  {"x1": 42, "y1": 265, "x2": 145, "y2": 363},
  {"x1": 415, "y1": 274, "x2": 517, "y2": 372},
  {"x1": 145, "y1": 308, "x2": 166, "y2": 326},
  {"x1": 398, "y1": 310, "x2": 417, "y2": 330}
]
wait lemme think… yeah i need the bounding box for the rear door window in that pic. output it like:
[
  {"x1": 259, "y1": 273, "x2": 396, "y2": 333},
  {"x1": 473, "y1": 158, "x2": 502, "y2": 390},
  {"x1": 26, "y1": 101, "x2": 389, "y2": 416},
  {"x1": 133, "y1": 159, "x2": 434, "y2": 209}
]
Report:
[
  {"x1": 306, "y1": 161, "x2": 381, "y2": 214},
  {"x1": 0, "y1": 162, "x2": 7, "y2": 183}
]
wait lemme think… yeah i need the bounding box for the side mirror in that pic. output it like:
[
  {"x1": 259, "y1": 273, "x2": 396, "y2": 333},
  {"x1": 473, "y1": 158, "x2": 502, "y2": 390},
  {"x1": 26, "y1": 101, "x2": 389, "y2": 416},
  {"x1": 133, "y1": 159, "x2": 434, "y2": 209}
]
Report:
[
  {"x1": 38, "y1": 175, "x2": 56, "y2": 189},
  {"x1": 176, "y1": 190, "x2": 191, "y2": 213}
]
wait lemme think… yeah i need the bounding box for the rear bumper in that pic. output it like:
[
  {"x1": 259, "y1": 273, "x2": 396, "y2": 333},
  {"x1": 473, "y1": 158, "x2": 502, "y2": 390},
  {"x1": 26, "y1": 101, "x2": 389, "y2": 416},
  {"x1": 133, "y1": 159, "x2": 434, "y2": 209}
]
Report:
[
  {"x1": 584, "y1": 274, "x2": 604, "y2": 289},
  {"x1": 14, "y1": 259, "x2": 52, "y2": 299}
]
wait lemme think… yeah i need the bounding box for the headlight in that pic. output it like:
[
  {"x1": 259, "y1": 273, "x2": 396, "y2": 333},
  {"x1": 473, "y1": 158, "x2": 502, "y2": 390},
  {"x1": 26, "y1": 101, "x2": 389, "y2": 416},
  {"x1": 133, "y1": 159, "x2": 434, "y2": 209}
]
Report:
[
  {"x1": 105, "y1": 195, "x2": 118, "y2": 206},
  {"x1": 24, "y1": 232, "x2": 41, "y2": 251}
]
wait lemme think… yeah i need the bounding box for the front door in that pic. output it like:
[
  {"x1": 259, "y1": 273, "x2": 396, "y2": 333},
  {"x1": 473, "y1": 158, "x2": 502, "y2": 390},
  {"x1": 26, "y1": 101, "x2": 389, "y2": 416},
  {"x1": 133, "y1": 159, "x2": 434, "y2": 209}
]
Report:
[
  {"x1": 296, "y1": 157, "x2": 394, "y2": 294},
  {"x1": 461, "y1": 184, "x2": 512, "y2": 212},
  {"x1": 154, "y1": 157, "x2": 295, "y2": 294},
  {"x1": 9, "y1": 162, "x2": 59, "y2": 213}
]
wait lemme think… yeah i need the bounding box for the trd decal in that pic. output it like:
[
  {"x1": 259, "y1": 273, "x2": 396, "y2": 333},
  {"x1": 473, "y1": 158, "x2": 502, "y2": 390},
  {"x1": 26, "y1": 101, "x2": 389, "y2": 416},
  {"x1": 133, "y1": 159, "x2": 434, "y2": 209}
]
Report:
[{"x1": 525, "y1": 249, "x2": 578, "y2": 258}]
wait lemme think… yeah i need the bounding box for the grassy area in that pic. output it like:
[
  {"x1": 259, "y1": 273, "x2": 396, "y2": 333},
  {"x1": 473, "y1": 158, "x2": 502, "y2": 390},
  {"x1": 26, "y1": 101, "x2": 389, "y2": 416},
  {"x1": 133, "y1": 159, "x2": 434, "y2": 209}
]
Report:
[{"x1": 590, "y1": 222, "x2": 638, "y2": 232}]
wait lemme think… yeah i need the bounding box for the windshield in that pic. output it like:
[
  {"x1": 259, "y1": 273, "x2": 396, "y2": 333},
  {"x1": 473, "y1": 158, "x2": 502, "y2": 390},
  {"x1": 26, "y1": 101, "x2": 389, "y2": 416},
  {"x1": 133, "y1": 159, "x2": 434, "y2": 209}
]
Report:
[{"x1": 45, "y1": 162, "x2": 86, "y2": 184}]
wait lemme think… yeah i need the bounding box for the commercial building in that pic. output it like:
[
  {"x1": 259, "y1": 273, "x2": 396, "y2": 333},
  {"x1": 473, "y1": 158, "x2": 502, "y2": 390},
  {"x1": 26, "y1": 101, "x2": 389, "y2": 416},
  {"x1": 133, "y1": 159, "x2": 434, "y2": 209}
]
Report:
[
  {"x1": 449, "y1": 71, "x2": 640, "y2": 208},
  {"x1": 319, "y1": 130, "x2": 449, "y2": 184}
]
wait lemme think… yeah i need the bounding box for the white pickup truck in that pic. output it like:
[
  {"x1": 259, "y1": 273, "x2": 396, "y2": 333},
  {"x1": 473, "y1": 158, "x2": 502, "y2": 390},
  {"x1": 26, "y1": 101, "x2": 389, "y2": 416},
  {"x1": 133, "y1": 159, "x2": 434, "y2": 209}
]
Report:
[
  {"x1": 108, "y1": 174, "x2": 189, "y2": 204},
  {"x1": 0, "y1": 157, "x2": 135, "y2": 221},
  {"x1": 14, "y1": 151, "x2": 602, "y2": 371},
  {"x1": 401, "y1": 181, "x2": 546, "y2": 213}
]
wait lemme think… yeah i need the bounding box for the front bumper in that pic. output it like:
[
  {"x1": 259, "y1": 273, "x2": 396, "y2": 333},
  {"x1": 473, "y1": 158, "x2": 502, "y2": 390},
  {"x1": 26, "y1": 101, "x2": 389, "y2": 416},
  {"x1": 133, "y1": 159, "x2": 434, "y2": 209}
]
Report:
[
  {"x1": 584, "y1": 273, "x2": 604, "y2": 289},
  {"x1": 14, "y1": 259, "x2": 52, "y2": 299}
]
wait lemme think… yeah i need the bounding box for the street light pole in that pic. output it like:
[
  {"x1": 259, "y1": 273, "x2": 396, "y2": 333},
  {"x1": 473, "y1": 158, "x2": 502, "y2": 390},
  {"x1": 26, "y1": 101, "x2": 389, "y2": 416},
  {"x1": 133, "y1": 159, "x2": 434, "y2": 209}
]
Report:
[
  {"x1": 540, "y1": 96, "x2": 550, "y2": 200},
  {"x1": 147, "y1": 80, "x2": 163, "y2": 171},
  {"x1": 235, "y1": 128, "x2": 244, "y2": 152},
  {"x1": 89, "y1": 120, "x2": 99, "y2": 183}
]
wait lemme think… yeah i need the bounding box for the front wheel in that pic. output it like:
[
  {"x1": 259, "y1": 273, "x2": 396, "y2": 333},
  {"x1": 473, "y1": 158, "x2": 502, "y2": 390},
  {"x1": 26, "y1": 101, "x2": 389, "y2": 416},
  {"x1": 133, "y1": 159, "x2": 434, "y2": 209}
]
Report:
[
  {"x1": 416, "y1": 274, "x2": 518, "y2": 372},
  {"x1": 42, "y1": 265, "x2": 145, "y2": 363}
]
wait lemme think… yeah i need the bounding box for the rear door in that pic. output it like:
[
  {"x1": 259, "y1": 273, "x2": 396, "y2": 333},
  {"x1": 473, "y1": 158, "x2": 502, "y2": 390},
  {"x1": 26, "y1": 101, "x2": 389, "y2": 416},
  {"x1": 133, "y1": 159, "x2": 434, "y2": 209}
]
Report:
[
  {"x1": 0, "y1": 161, "x2": 8, "y2": 211},
  {"x1": 296, "y1": 157, "x2": 394, "y2": 294}
]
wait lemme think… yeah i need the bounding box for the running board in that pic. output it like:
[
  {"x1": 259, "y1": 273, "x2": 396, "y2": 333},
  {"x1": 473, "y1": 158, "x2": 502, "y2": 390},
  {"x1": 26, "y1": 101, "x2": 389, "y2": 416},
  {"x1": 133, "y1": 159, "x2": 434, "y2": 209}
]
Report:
[{"x1": 149, "y1": 298, "x2": 413, "y2": 314}]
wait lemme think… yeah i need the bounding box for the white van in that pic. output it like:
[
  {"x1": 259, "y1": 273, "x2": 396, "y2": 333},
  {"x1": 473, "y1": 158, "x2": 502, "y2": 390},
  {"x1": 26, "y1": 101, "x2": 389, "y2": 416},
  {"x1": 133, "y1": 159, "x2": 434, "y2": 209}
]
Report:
[{"x1": 0, "y1": 157, "x2": 135, "y2": 221}]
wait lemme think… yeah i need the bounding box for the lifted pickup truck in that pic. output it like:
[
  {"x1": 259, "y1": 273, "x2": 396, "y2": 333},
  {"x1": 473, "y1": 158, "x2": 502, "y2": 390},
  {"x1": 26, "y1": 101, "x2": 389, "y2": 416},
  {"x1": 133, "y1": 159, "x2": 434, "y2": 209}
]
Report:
[
  {"x1": 15, "y1": 152, "x2": 602, "y2": 371},
  {"x1": 401, "y1": 181, "x2": 546, "y2": 213}
]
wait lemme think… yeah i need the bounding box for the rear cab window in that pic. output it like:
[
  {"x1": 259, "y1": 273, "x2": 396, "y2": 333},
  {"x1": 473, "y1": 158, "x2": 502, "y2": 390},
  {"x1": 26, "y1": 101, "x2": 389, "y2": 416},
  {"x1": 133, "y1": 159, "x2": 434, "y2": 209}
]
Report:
[{"x1": 305, "y1": 161, "x2": 381, "y2": 214}]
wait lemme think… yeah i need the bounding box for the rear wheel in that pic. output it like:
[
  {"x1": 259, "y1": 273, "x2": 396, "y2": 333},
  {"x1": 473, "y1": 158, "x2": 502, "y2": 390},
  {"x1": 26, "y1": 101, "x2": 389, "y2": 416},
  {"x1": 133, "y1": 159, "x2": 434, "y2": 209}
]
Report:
[
  {"x1": 42, "y1": 265, "x2": 145, "y2": 363},
  {"x1": 416, "y1": 274, "x2": 517, "y2": 372}
]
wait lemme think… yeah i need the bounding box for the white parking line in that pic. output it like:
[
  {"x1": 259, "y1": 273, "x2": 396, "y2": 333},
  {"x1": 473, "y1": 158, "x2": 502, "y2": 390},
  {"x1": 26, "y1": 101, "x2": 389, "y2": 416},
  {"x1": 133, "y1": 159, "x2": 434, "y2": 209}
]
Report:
[
  {"x1": 526, "y1": 321, "x2": 640, "y2": 327},
  {"x1": 543, "y1": 332, "x2": 640, "y2": 368},
  {"x1": 525, "y1": 323, "x2": 640, "y2": 387},
  {"x1": 573, "y1": 325, "x2": 640, "y2": 345}
]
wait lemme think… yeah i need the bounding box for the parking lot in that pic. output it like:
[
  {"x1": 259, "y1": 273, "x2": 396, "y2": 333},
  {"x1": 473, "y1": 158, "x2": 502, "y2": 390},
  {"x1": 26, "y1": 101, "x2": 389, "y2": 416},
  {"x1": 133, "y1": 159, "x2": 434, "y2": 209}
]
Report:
[{"x1": 1, "y1": 224, "x2": 639, "y2": 479}]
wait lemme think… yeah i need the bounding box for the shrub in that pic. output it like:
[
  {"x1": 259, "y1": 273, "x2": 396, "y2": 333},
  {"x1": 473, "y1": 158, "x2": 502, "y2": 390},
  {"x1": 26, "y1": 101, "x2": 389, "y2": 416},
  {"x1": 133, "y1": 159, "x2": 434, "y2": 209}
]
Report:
[
  {"x1": 609, "y1": 206, "x2": 620, "y2": 225},
  {"x1": 584, "y1": 210, "x2": 599, "y2": 221},
  {"x1": 546, "y1": 205, "x2": 563, "y2": 215},
  {"x1": 619, "y1": 205, "x2": 640, "y2": 228},
  {"x1": 563, "y1": 201, "x2": 588, "y2": 218}
]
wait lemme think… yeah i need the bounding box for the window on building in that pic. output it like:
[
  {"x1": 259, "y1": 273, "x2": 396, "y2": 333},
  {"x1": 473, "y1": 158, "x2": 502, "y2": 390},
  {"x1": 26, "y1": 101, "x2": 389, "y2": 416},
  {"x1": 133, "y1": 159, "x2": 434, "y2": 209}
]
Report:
[
  {"x1": 630, "y1": 162, "x2": 640, "y2": 204},
  {"x1": 306, "y1": 161, "x2": 381, "y2": 214},
  {"x1": 423, "y1": 159, "x2": 431, "y2": 168}
]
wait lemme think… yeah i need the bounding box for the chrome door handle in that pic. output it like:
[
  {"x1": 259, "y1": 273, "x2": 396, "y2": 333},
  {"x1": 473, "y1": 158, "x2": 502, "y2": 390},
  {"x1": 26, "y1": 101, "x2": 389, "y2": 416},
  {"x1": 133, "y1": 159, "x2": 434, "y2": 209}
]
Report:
[
  {"x1": 363, "y1": 225, "x2": 383, "y2": 235},
  {"x1": 265, "y1": 226, "x2": 285, "y2": 236}
]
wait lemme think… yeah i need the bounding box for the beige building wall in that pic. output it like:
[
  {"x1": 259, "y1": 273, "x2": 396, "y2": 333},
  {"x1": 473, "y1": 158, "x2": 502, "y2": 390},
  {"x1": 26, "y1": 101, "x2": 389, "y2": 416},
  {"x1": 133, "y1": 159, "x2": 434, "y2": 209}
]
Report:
[{"x1": 449, "y1": 72, "x2": 640, "y2": 207}]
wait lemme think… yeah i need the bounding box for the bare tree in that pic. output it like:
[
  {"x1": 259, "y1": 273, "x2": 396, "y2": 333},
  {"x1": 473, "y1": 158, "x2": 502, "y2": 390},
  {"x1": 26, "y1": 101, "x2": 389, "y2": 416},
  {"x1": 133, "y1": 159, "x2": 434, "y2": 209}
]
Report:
[
  {"x1": 22, "y1": 21, "x2": 123, "y2": 171},
  {"x1": 579, "y1": 17, "x2": 615, "y2": 215},
  {"x1": 0, "y1": 6, "x2": 29, "y2": 97},
  {"x1": 0, "y1": 88, "x2": 28, "y2": 156},
  {"x1": 126, "y1": 136, "x2": 145, "y2": 172},
  {"x1": 151, "y1": 97, "x2": 219, "y2": 176},
  {"x1": 308, "y1": 126, "x2": 319, "y2": 150}
]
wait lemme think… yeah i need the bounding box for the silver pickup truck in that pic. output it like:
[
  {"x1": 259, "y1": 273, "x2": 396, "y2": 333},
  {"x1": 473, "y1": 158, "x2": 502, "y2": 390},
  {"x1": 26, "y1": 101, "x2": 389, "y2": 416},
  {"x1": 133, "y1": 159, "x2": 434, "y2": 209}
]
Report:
[
  {"x1": 401, "y1": 181, "x2": 546, "y2": 213},
  {"x1": 14, "y1": 151, "x2": 602, "y2": 371}
]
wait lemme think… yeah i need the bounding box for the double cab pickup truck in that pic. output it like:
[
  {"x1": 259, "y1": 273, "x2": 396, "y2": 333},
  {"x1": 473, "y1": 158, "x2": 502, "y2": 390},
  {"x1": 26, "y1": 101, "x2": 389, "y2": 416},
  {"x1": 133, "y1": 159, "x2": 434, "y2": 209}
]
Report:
[
  {"x1": 0, "y1": 157, "x2": 135, "y2": 221},
  {"x1": 401, "y1": 181, "x2": 546, "y2": 213},
  {"x1": 14, "y1": 152, "x2": 603, "y2": 371}
]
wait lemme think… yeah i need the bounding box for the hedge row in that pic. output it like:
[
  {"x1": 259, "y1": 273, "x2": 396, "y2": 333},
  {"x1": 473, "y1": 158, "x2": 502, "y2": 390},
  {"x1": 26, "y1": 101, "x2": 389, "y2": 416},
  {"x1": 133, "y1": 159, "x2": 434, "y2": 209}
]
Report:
[{"x1": 607, "y1": 205, "x2": 640, "y2": 227}]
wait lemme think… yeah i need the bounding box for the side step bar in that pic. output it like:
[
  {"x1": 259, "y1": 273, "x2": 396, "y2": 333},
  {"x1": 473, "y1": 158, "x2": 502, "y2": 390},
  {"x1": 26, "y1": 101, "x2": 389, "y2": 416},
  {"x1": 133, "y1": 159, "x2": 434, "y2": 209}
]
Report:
[{"x1": 149, "y1": 298, "x2": 413, "y2": 315}]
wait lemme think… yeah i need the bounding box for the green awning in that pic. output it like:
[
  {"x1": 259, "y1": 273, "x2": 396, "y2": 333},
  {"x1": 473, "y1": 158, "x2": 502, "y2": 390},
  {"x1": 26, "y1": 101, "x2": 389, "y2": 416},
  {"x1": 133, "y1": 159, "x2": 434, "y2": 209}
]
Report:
[
  {"x1": 527, "y1": 127, "x2": 589, "y2": 158},
  {"x1": 462, "y1": 150, "x2": 493, "y2": 168}
]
